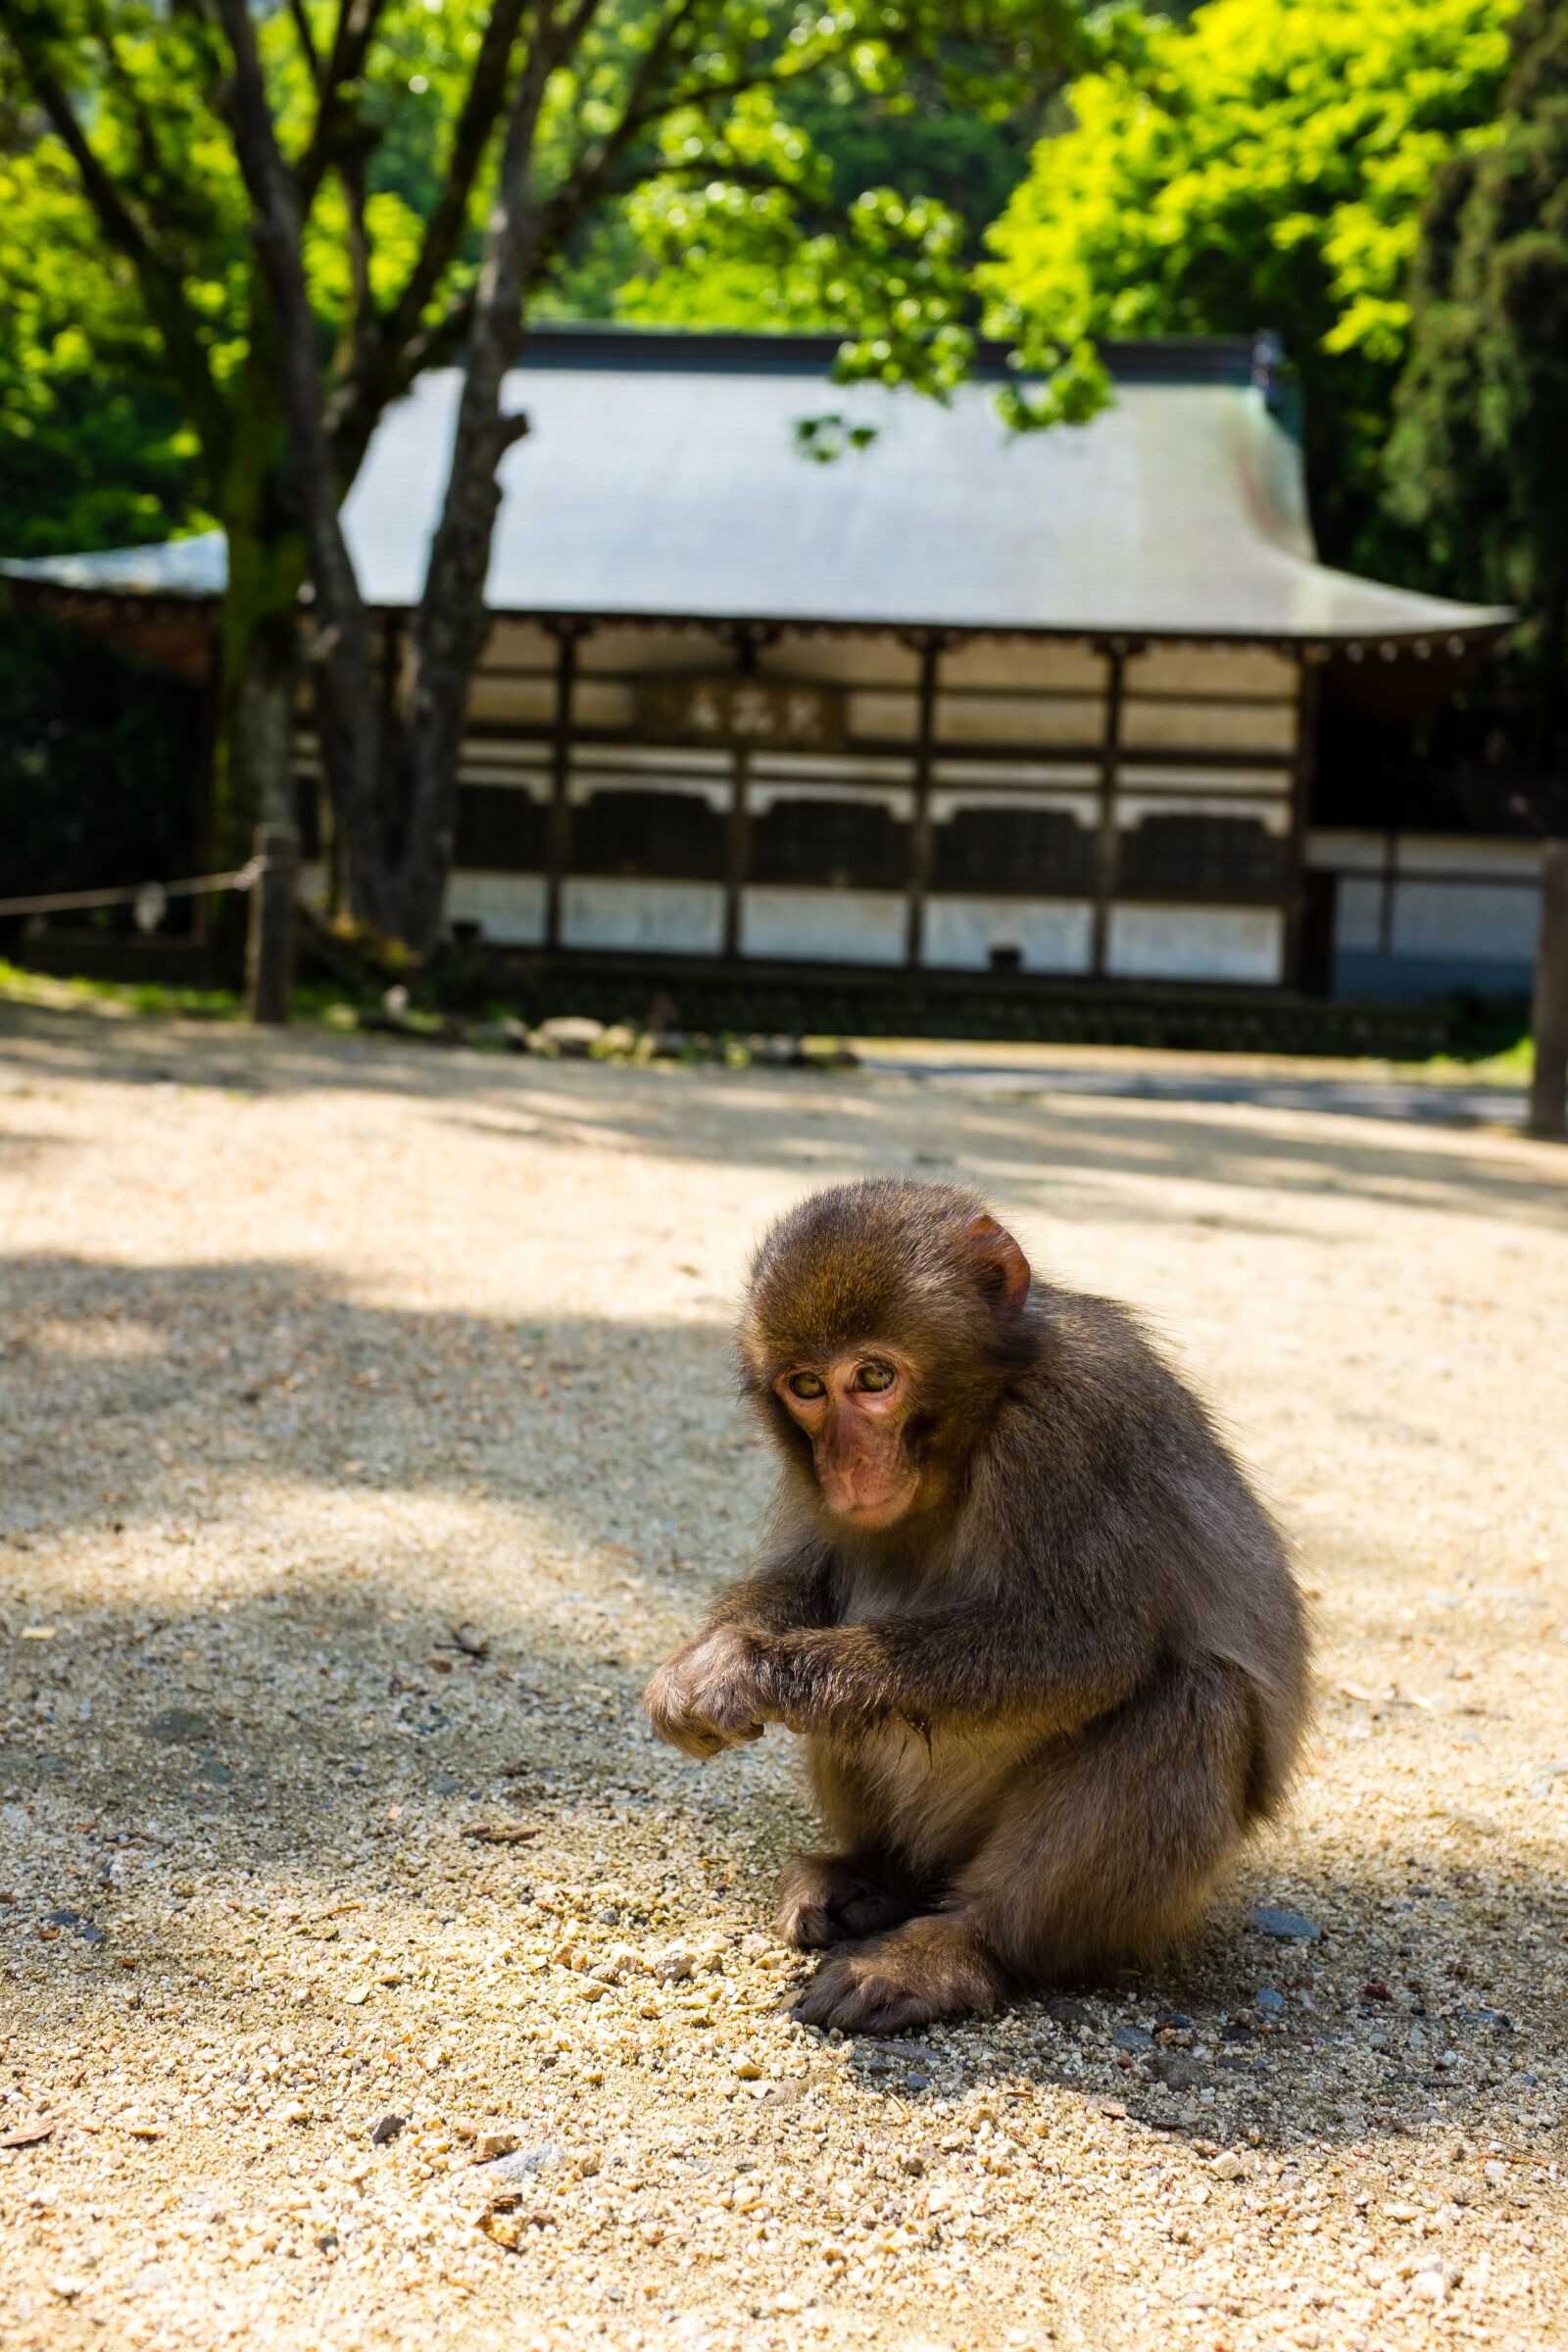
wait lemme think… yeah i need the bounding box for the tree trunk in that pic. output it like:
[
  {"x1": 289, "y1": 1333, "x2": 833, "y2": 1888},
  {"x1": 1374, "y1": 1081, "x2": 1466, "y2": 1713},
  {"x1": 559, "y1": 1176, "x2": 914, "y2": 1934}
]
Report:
[
  {"x1": 385, "y1": 48, "x2": 553, "y2": 955},
  {"x1": 211, "y1": 325, "x2": 306, "y2": 867}
]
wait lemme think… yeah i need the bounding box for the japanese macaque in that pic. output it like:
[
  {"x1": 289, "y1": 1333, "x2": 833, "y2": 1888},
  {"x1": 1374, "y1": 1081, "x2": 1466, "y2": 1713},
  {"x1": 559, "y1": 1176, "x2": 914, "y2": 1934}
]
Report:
[{"x1": 643, "y1": 1180, "x2": 1309, "y2": 2035}]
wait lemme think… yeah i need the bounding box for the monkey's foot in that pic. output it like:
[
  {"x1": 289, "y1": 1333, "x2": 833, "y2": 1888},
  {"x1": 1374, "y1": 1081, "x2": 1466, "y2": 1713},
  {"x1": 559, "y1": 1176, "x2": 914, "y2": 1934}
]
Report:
[
  {"x1": 791, "y1": 1912, "x2": 1004, "y2": 2034},
  {"x1": 775, "y1": 1852, "x2": 911, "y2": 1950}
]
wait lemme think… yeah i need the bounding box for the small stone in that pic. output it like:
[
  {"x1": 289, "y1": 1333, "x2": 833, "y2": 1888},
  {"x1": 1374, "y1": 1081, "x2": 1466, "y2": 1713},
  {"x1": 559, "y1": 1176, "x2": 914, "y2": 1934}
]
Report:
[
  {"x1": 1255, "y1": 1987, "x2": 1285, "y2": 2013},
  {"x1": 473, "y1": 2131, "x2": 518, "y2": 2163},
  {"x1": 1247, "y1": 1906, "x2": 1323, "y2": 1942},
  {"x1": 1046, "y1": 1996, "x2": 1091, "y2": 2029},
  {"x1": 1152, "y1": 2052, "x2": 1204, "y2": 2091},
  {"x1": 369, "y1": 2113, "x2": 406, "y2": 2146},
  {"x1": 533, "y1": 1016, "x2": 604, "y2": 1057},
  {"x1": 145, "y1": 1707, "x2": 213, "y2": 1746},
  {"x1": 900, "y1": 2153, "x2": 926, "y2": 2176},
  {"x1": 1483, "y1": 2159, "x2": 1507, "y2": 2185},
  {"x1": 733, "y1": 2056, "x2": 762, "y2": 2081},
  {"x1": 1112, "y1": 2025, "x2": 1153, "y2": 2053},
  {"x1": 489, "y1": 2142, "x2": 564, "y2": 2181},
  {"x1": 43, "y1": 1908, "x2": 106, "y2": 1946},
  {"x1": 1210, "y1": 2151, "x2": 1244, "y2": 2180},
  {"x1": 654, "y1": 1947, "x2": 694, "y2": 1984}
]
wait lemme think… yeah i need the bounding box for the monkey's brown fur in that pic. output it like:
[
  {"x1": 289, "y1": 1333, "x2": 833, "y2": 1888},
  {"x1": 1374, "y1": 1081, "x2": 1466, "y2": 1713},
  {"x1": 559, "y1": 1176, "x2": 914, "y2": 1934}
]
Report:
[{"x1": 644, "y1": 1179, "x2": 1309, "y2": 2035}]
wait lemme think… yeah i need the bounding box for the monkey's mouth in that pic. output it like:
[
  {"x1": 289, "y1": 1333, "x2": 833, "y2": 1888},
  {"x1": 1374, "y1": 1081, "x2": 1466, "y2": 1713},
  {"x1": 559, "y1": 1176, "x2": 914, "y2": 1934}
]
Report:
[{"x1": 822, "y1": 1473, "x2": 920, "y2": 1530}]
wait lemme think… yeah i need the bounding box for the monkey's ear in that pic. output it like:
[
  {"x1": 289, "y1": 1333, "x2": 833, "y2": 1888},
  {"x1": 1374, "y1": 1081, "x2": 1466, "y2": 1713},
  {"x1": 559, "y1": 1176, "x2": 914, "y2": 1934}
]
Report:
[{"x1": 967, "y1": 1214, "x2": 1032, "y2": 1314}]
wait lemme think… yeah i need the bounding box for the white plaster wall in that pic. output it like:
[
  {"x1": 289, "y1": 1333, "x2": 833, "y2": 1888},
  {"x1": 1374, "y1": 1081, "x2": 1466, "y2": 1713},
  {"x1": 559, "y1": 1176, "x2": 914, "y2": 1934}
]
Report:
[
  {"x1": 1395, "y1": 835, "x2": 1544, "y2": 879},
  {"x1": 741, "y1": 887, "x2": 906, "y2": 965},
  {"x1": 936, "y1": 693, "x2": 1104, "y2": 744},
  {"x1": 847, "y1": 690, "x2": 918, "y2": 738},
  {"x1": 446, "y1": 871, "x2": 548, "y2": 946},
  {"x1": 934, "y1": 759, "x2": 1099, "y2": 790},
  {"x1": 466, "y1": 673, "x2": 557, "y2": 724},
  {"x1": 1120, "y1": 700, "x2": 1298, "y2": 754},
  {"x1": 923, "y1": 898, "x2": 1094, "y2": 974},
  {"x1": 1334, "y1": 878, "x2": 1385, "y2": 953},
  {"x1": 561, "y1": 879, "x2": 724, "y2": 955},
  {"x1": 1391, "y1": 882, "x2": 1540, "y2": 962},
  {"x1": 1107, "y1": 905, "x2": 1284, "y2": 983},
  {"x1": 1306, "y1": 831, "x2": 1387, "y2": 874}
]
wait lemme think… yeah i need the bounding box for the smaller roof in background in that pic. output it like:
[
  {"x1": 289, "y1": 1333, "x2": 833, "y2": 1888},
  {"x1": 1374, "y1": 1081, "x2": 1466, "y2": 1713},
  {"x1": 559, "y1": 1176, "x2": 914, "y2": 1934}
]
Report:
[{"x1": 4, "y1": 329, "x2": 1510, "y2": 645}]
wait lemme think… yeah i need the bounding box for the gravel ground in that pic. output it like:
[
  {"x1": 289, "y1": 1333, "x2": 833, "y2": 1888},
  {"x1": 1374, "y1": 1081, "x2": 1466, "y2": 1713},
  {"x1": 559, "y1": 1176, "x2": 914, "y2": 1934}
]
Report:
[{"x1": 1, "y1": 1000, "x2": 1565, "y2": 2352}]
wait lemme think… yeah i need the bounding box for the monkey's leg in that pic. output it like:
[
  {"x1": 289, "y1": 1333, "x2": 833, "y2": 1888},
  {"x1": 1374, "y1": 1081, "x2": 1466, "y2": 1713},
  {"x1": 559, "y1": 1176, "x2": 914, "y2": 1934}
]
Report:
[
  {"x1": 792, "y1": 1661, "x2": 1257, "y2": 2032},
  {"x1": 775, "y1": 1852, "x2": 914, "y2": 1949},
  {"x1": 791, "y1": 1908, "x2": 1003, "y2": 2034},
  {"x1": 957, "y1": 1656, "x2": 1257, "y2": 1987}
]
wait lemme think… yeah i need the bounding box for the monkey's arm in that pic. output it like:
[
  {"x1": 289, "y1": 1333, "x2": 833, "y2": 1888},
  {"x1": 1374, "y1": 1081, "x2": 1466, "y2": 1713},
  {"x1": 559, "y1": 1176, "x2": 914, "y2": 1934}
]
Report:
[
  {"x1": 643, "y1": 1539, "x2": 835, "y2": 1758},
  {"x1": 748, "y1": 1590, "x2": 1152, "y2": 1739}
]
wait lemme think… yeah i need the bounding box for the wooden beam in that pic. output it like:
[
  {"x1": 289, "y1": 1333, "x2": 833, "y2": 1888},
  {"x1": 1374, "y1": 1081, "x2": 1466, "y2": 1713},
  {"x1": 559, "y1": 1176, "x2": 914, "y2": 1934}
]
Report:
[
  {"x1": 1528, "y1": 838, "x2": 1568, "y2": 1139},
  {"x1": 904, "y1": 634, "x2": 946, "y2": 968},
  {"x1": 1090, "y1": 648, "x2": 1127, "y2": 978}
]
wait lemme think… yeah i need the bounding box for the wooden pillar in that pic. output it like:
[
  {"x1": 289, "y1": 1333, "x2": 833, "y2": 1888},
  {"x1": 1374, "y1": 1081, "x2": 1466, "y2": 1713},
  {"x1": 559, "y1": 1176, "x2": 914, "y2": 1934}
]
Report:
[
  {"x1": 245, "y1": 823, "x2": 299, "y2": 1024},
  {"x1": 1281, "y1": 655, "x2": 1320, "y2": 991},
  {"x1": 904, "y1": 634, "x2": 946, "y2": 968},
  {"x1": 192, "y1": 621, "x2": 220, "y2": 951},
  {"x1": 1090, "y1": 645, "x2": 1127, "y2": 979},
  {"x1": 544, "y1": 621, "x2": 584, "y2": 952},
  {"x1": 722, "y1": 627, "x2": 760, "y2": 963},
  {"x1": 1528, "y1": 839, "x2": 1568, "y2": 1139}
]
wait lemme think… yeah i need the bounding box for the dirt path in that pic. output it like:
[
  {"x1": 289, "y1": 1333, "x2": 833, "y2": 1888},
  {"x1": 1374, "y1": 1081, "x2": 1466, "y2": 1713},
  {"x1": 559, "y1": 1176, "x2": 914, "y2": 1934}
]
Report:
[{"x1": 1, "y1": 1003, "x2": 1564, "y2": 2352}]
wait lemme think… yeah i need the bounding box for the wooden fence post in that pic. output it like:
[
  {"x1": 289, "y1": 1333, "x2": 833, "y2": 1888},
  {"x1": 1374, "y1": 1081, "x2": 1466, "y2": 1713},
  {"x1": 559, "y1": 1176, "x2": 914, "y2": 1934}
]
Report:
[
  {"x1": 245, "y1": 822, "x2": 299, "y2": 1026},
  {"x1": 1528, "y1": 838, "x2": 1568, "y2": 1139}
]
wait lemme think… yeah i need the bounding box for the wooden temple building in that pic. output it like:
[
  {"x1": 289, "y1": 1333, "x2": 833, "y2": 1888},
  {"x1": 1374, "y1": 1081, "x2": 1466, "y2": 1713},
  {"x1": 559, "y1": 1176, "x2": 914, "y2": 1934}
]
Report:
[{"x1": 9, "y1": 325, "x2": 1539, "y2": 1004}]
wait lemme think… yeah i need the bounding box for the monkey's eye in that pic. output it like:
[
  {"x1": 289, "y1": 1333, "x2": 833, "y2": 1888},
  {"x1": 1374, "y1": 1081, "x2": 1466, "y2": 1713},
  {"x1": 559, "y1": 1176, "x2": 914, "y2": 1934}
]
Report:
[
  {"x1": 855, "y1": 1361, "x2": 898, "y2": 1394},
  {"x1": 787, "y1": 1371, "x2": 826, "y2": 1400}
]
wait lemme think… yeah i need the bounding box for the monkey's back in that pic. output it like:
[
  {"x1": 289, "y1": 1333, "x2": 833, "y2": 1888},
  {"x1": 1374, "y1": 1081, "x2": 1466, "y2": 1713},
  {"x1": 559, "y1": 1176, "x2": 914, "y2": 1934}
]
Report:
[{"x1": 1004, "y1": 1285, "x2": 1311, "y2": 1818}]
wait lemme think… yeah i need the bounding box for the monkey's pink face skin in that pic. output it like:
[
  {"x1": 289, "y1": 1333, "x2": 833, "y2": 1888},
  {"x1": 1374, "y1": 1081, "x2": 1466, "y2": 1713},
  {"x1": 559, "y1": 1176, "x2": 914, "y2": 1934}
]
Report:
[{"x1": 775, "y1": 1351, "x2": 921, "y2": 1529}]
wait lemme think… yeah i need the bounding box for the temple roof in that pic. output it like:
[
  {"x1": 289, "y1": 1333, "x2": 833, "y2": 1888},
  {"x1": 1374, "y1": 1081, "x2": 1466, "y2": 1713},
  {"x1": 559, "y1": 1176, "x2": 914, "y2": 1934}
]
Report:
[{"x1": 4, "y1": 327, "x2": 1509, "y2": 648}]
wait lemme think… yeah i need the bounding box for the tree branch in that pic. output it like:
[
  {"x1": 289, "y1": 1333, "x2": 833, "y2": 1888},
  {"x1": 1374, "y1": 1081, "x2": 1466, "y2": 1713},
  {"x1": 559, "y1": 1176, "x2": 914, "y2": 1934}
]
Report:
[
  {"x1": 382, "y1": 0, "x2": 530, "y2": 356},
  {"x1": 287, "y1": 0, "x2": 322, "y2": 86}
]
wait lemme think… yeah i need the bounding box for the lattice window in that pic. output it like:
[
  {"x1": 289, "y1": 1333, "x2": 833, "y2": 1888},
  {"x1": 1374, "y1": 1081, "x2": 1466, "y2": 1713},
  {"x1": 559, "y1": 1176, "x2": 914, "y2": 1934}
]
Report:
[
  {"x1": 569, "y1": 788, "x2": 726, "y2": 879},
  {"x1": 749, "y1": 796, "x2": 910, "y2": 889},
  {"x1": 454, "y1": 785, "x2": 550, "y2": 871},
  {"x1": 929, "y1": 806, "x2": 1091, "y2": 895},
  {"x1": 1118, "y1": 812, "x2": 1285, "y2": 898}
]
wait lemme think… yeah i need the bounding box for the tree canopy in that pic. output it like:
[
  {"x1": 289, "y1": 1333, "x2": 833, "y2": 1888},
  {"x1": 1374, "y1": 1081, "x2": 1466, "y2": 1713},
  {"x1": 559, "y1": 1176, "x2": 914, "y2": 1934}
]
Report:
[
  {"x1": 981, "y1": 0, "x2": 1515, "y2": 571},
  {"x1": 1388, "y1": 0, "x2": 1568, "y2": 759}
]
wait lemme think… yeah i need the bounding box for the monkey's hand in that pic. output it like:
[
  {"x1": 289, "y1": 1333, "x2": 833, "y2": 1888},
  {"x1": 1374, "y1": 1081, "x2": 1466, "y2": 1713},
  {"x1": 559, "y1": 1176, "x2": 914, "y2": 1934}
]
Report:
[{"x1": 642, "y1": 1626, "x2": 769, "y2": 1760}]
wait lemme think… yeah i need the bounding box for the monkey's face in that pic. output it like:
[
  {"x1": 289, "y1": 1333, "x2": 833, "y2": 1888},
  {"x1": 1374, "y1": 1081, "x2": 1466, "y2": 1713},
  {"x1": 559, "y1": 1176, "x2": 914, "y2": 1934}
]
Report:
[{"x1": 774, "y1": 1349, "x2": 922, "y2": 1530}]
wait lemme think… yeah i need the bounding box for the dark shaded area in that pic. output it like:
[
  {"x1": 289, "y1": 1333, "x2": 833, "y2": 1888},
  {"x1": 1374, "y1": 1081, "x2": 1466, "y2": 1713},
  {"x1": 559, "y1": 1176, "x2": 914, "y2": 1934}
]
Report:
[{"x1": 0, "y1": 609, "x2": 205, "y2": 939}]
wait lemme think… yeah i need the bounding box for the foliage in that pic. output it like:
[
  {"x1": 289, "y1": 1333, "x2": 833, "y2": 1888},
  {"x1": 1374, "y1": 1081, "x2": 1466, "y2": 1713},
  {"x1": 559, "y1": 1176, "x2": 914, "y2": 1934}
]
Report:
[
  {"x1": 1387, "y1": 0, "x2": 1568, "y2": 757},
  {"x1": 981, "y1": 0, "x2": 1515, "y2": 568}
]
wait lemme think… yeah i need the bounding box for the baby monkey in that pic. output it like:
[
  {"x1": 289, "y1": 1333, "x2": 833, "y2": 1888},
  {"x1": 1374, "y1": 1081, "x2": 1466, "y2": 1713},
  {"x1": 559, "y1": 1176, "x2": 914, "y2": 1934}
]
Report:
[{"x1": 644, "y1": 1179, "x2": 1308, "y2": 2034}]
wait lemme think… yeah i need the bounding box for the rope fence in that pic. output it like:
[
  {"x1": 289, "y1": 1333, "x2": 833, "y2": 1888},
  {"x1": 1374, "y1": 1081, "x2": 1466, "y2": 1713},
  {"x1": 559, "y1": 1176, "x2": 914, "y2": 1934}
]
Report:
[
  {"x1": 0, "y1": 824, "x2": 300, "y2": 1026},
  {"x1": 0, "y1": 858, "x2": 262, "y2": 923}
]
